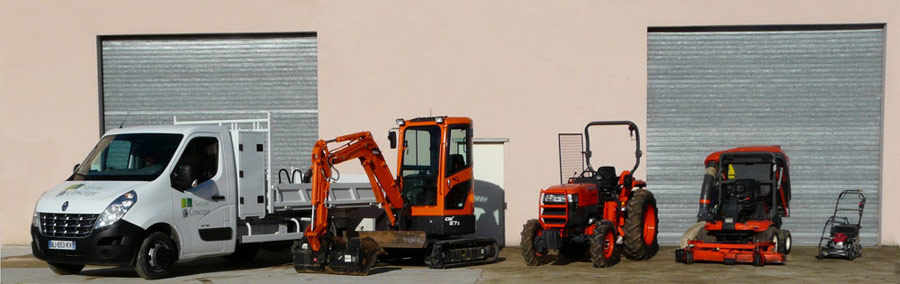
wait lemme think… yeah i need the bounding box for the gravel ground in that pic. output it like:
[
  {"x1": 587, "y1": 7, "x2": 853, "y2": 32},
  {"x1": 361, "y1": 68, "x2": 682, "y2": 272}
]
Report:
[{"x1": 2, "y1": 245, "x2": 898, "y2": 283}]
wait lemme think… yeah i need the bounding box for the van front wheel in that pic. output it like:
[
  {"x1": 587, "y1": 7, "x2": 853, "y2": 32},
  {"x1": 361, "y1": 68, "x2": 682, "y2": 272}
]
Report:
[{"x1": 134, "y1": 232, "x2": 178, "y2": 279}]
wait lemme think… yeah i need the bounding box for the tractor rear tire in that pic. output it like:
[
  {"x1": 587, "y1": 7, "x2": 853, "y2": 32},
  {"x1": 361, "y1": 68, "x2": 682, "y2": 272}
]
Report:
[
  {"x1": 521, "y1": 219, "x2": 545, "y2": 266},
  {"x1": 589, "y1": 220, "x2": 621, "y2": 268},
  {"x1": 623, "y1": 189, "x2": 659, "y2": 260}
]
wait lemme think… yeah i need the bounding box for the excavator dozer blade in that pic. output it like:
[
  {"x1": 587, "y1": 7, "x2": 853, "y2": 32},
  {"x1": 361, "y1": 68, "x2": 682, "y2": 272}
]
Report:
[
  {"x1": 425, "y1": 238, "x2": 501, "y2": 269},
  {"x1": 325, "y1": 237, "x2": 383, "y2": 276},
  {"x1": 358, "y1": 231, "x2": 428, "y2": 248}
]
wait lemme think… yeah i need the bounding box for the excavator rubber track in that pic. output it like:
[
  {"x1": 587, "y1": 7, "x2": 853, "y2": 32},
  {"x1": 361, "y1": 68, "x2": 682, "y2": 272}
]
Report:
[{"x1": 424, "y1": 238, "x2": 501, "y2": 269}]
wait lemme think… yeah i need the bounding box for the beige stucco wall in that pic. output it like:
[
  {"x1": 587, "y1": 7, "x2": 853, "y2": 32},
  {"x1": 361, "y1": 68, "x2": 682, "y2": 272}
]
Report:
[{"x1": 1, "y1": 0, "x2": 897, "y2": 245}]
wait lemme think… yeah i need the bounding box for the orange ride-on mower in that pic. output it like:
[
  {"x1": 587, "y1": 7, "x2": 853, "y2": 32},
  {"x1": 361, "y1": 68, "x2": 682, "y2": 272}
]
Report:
[
  {"x1": 676, "y1": 146, "x2": 793, "y2": 266},
  {"x1": 521, "y1": 121, "x2": 659, "y2": 268}
]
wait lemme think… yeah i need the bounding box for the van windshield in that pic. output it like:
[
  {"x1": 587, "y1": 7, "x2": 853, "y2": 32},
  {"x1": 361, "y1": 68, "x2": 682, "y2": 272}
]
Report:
[{"x1": 69, "y1": 134, "x2": 183, "y2": 181}]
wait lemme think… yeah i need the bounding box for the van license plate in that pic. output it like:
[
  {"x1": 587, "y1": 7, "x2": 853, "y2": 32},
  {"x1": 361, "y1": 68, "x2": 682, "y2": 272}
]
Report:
[{"x1": 48, "y1": 240, "x2": 75, "y2": 250}]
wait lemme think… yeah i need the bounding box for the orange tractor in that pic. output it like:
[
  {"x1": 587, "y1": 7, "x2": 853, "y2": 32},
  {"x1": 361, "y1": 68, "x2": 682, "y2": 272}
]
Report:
[
  {"x1": 521, "y1": 121, "x2": 659, "y2": 267},
  {"x1": 292, "y1": 116, "x2": 499, "y2": 275}
]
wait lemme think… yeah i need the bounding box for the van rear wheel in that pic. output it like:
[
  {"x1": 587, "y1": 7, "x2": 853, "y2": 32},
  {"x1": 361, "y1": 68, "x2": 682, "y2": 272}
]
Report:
[
  {"x1": 48, "y1": 262, "x2": 84, "y2": 275},
  {"x1": 134, "y1": 232, "x2": 177, "y2": 279}
]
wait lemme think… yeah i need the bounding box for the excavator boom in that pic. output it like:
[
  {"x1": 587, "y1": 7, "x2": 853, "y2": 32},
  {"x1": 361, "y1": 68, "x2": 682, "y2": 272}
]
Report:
[{"x1": 305, "y1": 131, "x2": 403, "y2": 252}]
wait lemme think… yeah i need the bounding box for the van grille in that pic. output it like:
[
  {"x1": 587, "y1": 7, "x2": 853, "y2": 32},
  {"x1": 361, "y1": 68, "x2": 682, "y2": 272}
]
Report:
[{"x1": 40, "y1": 213, "x2": 99, "y2": 238}]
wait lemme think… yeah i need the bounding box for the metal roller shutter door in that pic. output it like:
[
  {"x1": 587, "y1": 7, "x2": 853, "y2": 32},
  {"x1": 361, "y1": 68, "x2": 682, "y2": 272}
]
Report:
[
  {"x1": 99, "y1": 34, "x2": 318, "y2": 180},
  {"x1": 647, "y1": 27, "x2": 883, "y2": 245}
]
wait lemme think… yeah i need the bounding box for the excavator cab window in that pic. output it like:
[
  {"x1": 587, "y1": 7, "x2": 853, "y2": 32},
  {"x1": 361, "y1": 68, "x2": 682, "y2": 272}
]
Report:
[
  {"x1": 446, "y1": 126, "x2": 471, "y2": 175},
  {"x1": 444, "y1": 125, "x2": 473, "y2": 209},
  {"x1": 401, "y1": 125, "x2": 441, "y2": 206}
]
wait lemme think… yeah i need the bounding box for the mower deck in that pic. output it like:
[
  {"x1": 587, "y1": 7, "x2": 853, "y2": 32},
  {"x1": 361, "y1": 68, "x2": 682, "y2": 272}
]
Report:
[{"x1": 677, "y1": 240, "x2": 783, "y2": 265}]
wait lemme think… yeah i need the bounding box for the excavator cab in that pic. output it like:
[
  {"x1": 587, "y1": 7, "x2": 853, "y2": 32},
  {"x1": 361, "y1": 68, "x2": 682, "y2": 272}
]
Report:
[{"x1": 396, "y1": 117, "x2": 476, "y2": 236}]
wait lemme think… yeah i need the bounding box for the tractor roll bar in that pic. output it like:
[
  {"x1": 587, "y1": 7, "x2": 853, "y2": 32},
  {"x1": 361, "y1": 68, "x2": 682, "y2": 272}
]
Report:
[{"x1": 583, "y1": 120, "x2": 642, "y2": 175}]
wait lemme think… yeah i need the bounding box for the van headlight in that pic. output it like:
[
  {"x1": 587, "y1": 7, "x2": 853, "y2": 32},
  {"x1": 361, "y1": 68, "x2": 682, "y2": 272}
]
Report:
[
  {"x1": 95, "y1": 190, "x2": 137, "y2": 229},
  {"x1": 32, "y1": 201, "x2": 41, "y2": 232}
]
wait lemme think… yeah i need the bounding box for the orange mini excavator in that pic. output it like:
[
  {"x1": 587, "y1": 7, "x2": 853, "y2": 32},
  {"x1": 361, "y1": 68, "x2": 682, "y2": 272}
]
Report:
[
  {"x1": 293, "y1": 116, "x2": 499, "y2": 275},
  {"x1": 676, "y1": 146, "x2": 792, "y2": 266}
]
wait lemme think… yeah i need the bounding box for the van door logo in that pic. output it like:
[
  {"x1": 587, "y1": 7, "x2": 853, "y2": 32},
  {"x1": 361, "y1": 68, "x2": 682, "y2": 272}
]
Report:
[
  {"x1": 181, "y1": 198, "x2": 192, "y2": 218},
  {"x1": 61, "y1": 201, "x2": 69, "y2": 212}
]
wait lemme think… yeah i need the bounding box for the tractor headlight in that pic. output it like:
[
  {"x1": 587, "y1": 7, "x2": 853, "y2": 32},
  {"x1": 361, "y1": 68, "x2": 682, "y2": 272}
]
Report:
[
  {"x1": 543, "y1": 194, "x2": 566, "y2": 203},
  {"x1": 95, "y1": 190, "x2": 137, "y2": 229},
  {"x1": 542, "y1": 193, "x2": 577, "y2": 205}
]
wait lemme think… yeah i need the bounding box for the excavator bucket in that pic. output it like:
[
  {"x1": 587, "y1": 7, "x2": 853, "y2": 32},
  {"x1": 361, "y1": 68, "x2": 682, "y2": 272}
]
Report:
[
  {"x1": 326, "y1": 237, "x2": 383, "y2": 275},
  {"x1": 293, "y1": 237, "x2": 383, "y2": 276},
  {"x1": 293, "y1": 239, "x2": 327, "y2": 273}
]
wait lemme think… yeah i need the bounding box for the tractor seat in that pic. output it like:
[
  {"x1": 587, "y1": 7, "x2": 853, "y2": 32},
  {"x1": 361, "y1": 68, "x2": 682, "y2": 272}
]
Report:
[{"x1": 596, "y1": 166, "x2": 617, "y2": 190}]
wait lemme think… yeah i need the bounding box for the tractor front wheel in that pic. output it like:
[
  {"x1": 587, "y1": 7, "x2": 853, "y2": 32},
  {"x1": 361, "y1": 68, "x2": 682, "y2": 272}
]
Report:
[
  {"x1": 589, "y1": 220, "x2": 621, "y2": 268},
  {"x1": 520, "y1": 219, "x2": 545, "y2": 266},
  {"x1": 623, "y1": 189, "x2": 659, "y2": 260}
]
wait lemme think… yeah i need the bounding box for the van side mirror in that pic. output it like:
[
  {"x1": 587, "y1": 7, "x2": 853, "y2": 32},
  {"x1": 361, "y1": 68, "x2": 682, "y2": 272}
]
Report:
[
  {"x1": 72, "y1": 163, "x2": 80, "y2": 173},
  {"x1": 170, "y1": 165, "x2": 193, "y2": 191},
  {"x1": 388, "y1": 131, "x2": 397, "y2": 149}
]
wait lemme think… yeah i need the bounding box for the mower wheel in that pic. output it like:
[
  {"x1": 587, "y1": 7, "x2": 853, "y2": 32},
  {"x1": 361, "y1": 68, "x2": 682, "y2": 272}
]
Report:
[
  {"x1": 683, "y1": 251, "x2": 693, "y2": 264},
  {"x1": 674, "y1": 249, "x2": 683, "y2": 263},
  {"x1": 753, "y1": 226, "x2": 778, "y2": 250},
  {"x1": 589, "y1": 220, "x2": 621, "y2": 268},
  {"x1": 521, "y1": 219, "x2": 545, "y2": 266},
  {"x1": 776, "y1": 230, "x2": 792, "y2": 255},
  {"x1": 753, "y1": 252, "x2": 765, "y2": 267},
  {"x1": 623, "y1": 189, "x2": 659, "y2": 260}
]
